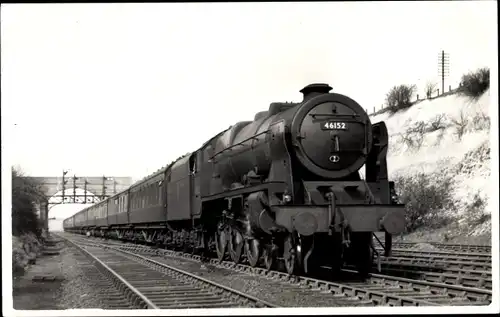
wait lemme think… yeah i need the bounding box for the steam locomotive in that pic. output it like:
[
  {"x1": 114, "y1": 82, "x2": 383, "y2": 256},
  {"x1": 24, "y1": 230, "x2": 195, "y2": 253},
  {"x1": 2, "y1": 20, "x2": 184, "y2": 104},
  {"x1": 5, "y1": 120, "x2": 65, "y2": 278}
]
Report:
[{"x1": 63, "y1": 83, "x2": 405, "y2": 277}]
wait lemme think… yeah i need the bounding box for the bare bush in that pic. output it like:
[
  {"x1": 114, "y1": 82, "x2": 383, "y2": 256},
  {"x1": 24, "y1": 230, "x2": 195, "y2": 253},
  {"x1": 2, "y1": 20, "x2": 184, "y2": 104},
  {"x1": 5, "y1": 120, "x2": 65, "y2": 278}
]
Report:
[
  {"x1": 385, "y1": 84, "x2": 417, "y2": 113},
  {"x1": 470, "y1": 111, "x2": 490, "y2": 132},
  {"x1": 464, "y1": 193, "x2": 490, "y2": 226},
  {"x1": 425, "y1": 82, "x2": 438, "y2": 99},
  {"x1": 450, "y1": 110, "x2": 469, "y2": 140},
  {"x1": 432, "y1": 129, "x2": 447, "y2": 147},
  {"x1": 458, "y1": 67, "x2": 490, "y2": 100},
  {"x1": 455, "y1": 141, "x2": 490, "y2": 176},
  {"x1": 427, "y1": 114, "x2": 447, "y2": 132},
  {"x1": 393, "y1": 172, "x2": 454, "y2": 233},
  {"x1": 408, "y1": 121, "x2": 427, "y2": 134},
  {"x1": 398, "y1": 132, "x2": 423, "y2": 152},
  {"x1": 398, "y1": 121, "x2": 427, "y2": 151}
]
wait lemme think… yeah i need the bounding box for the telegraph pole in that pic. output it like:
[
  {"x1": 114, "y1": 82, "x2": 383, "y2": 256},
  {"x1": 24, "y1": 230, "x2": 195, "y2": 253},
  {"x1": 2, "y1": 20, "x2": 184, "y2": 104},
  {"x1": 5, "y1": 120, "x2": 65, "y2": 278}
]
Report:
[
  {"x1": 84, "y1": 179, "x2": 88, "y2": 204},
  {"x1": 438, "y1": 50, "x2": 450, "y2": 95},
  {"x1": 72, "y1": 175, "x2": 78, "y2": 203},
  {"x1": 62, "y1": 170, "x2": 68, "y2": 203},
  {"x1": 102, "y1": 175, "x2": 107, "y2": 200}
]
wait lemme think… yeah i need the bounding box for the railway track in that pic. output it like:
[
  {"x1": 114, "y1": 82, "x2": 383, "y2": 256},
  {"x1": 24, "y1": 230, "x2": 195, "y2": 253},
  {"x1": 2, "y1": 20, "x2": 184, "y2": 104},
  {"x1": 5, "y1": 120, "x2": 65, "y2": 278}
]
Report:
[
  {"x1": 375, "y1": 265, "x2": 492, "y2": 289},
  {"x1": 374, "y1": 249, "x2": 491, "y2": 271},
  {"x1": 58, "y1": 234, "x2": 277, "y2": 309},
  {"x1": 370, "y1": 247, "x2": 492, "y2": 289},
  {"x1": 385, "y1": 241, "x2": 492, "y2": 254},
  {"x1": 62, "y1": 233, "x2": 492, "y2": 307},
  {"x1": 380, "y1": 248, "x2": 492, "y2": 262}
]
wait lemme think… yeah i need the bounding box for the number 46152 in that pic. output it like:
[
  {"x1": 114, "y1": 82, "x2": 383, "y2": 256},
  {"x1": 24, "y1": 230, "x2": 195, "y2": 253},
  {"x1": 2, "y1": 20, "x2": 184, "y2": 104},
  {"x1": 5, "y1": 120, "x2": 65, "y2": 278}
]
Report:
[{"x1": 323, "y1": 122, "x2": 347, "y2": 130}]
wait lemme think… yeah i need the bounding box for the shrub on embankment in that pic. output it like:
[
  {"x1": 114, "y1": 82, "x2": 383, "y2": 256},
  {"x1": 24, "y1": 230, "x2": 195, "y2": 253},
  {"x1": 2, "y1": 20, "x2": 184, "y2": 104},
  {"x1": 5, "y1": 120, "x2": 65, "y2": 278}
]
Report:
[
  {"x1": 393, "y1": 171, "x2": 454, "y2": 234},
  {"x1": 12, "y1": 167, "x2": 45, "y2": 275},
  {"x1": 393, "y1": 159, "x2": 490, "y2": 242},
  {"x1": 458, "y1": 67, "x2": 490, "y2": 100},
  {"x1": 384, "y1": 84, "x2": 417, "y2": 113}
]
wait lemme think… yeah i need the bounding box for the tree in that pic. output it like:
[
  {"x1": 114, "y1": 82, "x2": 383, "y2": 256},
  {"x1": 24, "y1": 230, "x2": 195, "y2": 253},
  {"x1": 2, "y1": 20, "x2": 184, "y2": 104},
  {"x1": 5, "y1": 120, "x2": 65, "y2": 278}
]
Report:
[
  {"x1": 12, "y1": 167, "x2": 45, "y2": 237},
  {"x1": 425, "y1": 81, "x2": 437, "y2": 99}
]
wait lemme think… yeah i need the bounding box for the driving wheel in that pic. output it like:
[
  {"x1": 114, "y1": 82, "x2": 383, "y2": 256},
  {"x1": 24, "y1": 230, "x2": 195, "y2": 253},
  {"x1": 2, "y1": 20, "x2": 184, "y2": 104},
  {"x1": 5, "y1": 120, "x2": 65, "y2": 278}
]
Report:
[
  {"x1": 244, "y1": 238, "x2": 261, "y2": 267},
  {"x1": 283, "y1": 233, "x2": 302, "y2": 275},
  {"x1": 215, "y1": 225, "x2": 227, "y2": 262},
  {"x1": 228, "y1": 227, "x2": 244, "y2": 264},
  {"x1": 263, "y1": 243, "x2": 277, "y2": 271}
]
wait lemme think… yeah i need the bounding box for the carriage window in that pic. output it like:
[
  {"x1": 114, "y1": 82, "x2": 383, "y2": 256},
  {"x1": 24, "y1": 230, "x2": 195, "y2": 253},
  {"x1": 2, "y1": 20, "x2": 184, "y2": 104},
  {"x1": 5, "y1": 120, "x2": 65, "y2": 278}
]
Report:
[
  {"x1": 151, "y1": 185, "x2": 154, "y2": 202},
  {"x1": 148, "y1": 187, "x2": 151, "y2": 206},
  {"x1": 189, "y1": 155, "x2": 196, "y2": 174}
]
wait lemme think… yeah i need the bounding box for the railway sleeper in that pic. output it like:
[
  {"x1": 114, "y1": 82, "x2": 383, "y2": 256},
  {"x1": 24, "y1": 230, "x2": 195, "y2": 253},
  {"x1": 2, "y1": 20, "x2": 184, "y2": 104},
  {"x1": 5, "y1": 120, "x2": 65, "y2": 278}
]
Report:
[
  {"x1": 144, "y1": 293, "x2": 216, "y2": 300},
  {"x1": 154, "y1": 297, "x2": 228, "y2": 305},
  {"x1": 157, "y1": 302, "x2": 240, "y2": 309},
  {"x1": 139, "y1": 288, "x2": 209, "y2": 295}
]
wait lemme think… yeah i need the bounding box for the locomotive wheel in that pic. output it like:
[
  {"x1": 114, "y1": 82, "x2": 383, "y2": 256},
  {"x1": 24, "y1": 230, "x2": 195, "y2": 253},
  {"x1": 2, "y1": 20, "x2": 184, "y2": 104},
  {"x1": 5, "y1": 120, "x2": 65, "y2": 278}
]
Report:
[
  {"x1": 283, "y1": 233, "x2": 303, "y2": 275},
  {"x1": 228, "y1": 227, "x2": 244, "y2": 264},
  {"x1": 215, "y1": 227, "x2": 228, "y2": 262},
  {"x1": 244, "y1": 238, "x2": 261, "y2": 267},
  {"x1": 263, "y1": 243, "x2": 277, "y2": 271}
]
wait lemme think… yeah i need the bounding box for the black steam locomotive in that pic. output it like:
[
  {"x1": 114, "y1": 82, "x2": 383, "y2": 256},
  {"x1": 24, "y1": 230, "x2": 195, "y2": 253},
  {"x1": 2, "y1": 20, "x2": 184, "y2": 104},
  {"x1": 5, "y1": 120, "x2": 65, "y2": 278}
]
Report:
[{"x1": 64, "y1": 83, "x2": 405, "y2": 277}]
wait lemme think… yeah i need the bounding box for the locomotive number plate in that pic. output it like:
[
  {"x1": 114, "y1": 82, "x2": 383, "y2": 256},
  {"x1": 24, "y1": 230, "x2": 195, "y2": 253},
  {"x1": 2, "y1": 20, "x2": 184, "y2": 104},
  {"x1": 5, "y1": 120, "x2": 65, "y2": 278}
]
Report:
[{"x1": 321, "y1": 121, "x2": 348, "y2": 130}]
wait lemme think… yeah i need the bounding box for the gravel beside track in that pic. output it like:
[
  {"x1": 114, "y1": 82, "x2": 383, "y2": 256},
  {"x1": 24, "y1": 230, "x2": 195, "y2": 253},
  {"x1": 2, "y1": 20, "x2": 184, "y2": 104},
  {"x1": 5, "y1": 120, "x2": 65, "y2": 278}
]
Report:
[
  {"x1": 13, "y1": 237, "x2": 122, "y2": 309},
  {"x1": 63, "y1": 234, "x2": 492, "y2": 307}
]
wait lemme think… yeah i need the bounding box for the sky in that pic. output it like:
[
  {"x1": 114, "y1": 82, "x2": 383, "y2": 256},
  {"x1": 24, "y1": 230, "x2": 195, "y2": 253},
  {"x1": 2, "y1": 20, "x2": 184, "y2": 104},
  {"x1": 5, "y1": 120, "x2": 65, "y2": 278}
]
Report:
[{"x1": 2, "y1": 2, "x2": 497, "y2": 184}]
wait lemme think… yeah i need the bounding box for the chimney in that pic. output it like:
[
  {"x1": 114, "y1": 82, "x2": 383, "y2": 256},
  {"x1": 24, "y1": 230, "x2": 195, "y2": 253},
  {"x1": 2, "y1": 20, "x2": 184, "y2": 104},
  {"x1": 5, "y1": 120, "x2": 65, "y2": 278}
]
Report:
[{"x1": 300, "y1": 83, "x2": 332, "y2": 101}]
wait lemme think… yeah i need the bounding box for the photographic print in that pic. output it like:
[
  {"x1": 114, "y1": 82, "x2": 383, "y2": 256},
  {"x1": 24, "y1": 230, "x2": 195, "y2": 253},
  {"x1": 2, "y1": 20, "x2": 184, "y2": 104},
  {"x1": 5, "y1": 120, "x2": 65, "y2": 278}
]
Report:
[{"x1": 2, "y1": 1, "x2": 498, "y2": 316}]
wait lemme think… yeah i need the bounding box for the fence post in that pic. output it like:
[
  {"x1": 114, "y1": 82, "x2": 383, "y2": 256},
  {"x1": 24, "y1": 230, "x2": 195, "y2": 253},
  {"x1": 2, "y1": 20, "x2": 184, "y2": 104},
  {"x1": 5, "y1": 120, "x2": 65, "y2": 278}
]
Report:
[
  {"x1": 449, "y1": 85, "x2": 451, "y2": 92},
  {"x1": 417, "y1": 94, "x2": 419, "y2": 100},
  {"x1": 437, "y1": 88, "x2": 440, "y2": 96}
]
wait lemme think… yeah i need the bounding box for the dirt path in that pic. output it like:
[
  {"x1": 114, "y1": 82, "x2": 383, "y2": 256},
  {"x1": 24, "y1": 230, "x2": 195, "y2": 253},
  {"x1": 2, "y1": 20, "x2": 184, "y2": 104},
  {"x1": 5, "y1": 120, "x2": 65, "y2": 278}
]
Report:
[{"x1": 12, "y1": 239, "x2": 103, "y2": 310}]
